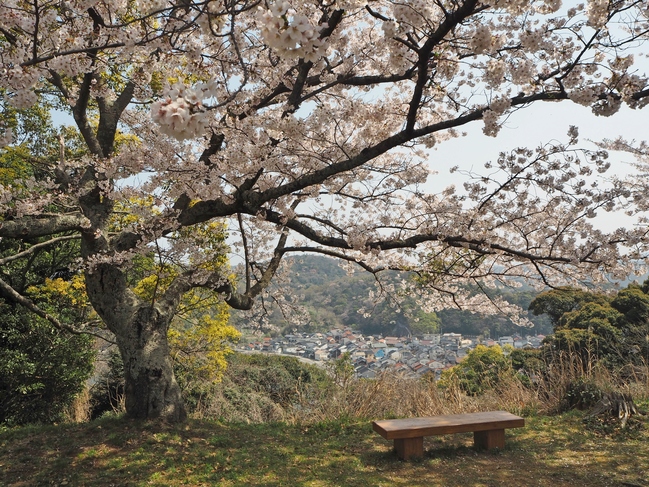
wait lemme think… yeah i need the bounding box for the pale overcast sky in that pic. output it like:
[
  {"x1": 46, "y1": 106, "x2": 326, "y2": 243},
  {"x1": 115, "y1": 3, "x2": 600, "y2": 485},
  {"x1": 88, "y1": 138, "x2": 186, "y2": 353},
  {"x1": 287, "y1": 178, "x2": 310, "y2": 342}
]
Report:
[{"x1": 426, "y1": 100, "x2": 647, "y2": 233}]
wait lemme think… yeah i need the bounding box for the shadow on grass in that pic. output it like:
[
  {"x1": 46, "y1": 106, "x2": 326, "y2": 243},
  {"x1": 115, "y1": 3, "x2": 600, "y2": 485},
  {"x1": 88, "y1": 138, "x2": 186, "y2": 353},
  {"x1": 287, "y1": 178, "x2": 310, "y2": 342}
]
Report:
[{"x1": 1, "y1": 414, "x2": 647, "y2": 487}]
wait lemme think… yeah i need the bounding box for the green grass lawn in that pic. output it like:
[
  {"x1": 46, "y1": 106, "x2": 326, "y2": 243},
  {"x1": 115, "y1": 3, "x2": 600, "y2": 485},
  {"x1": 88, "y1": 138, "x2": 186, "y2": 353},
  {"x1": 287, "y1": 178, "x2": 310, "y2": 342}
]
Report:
[{"x1": 1, "y1": 411, "x2": 647, "y2": 487}]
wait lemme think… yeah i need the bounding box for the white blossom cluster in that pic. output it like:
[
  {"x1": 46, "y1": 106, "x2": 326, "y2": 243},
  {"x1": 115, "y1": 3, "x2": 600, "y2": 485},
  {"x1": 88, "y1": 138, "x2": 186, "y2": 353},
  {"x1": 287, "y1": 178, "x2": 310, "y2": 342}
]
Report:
[
  {"x1": 592, "y1": 95, "x2": 622, "y2": 117},
  {"x1": 618, "y1": 74, "x2": 648, "y2": 108},
  {"x1": 150, "y1": 81, "x2": 218, "y2": 140},
  {"x1": 586, "y1": 0, "x2": 609, "y2": 28},
  {"x1": 481, "y1": 112, "x2": 500, "y2": 137},
  {"x1": 541, "y1": 0, "x2": 562, "y2": 13},
  {"x1": 470, "y1": 24, "x2": 506, "y2": 56},
  {"x1": 492, "y1": 0, "x2": 562, "y2": 15},
  {"x1": 568, "y1": 86, "x2": 599, "y2": 106},
  {"x1": 139, "y1": 0, "x2": 168, "y2": 15},
  {"x1": 482, "y1": 96, "x2": 511, "y2": 137},
  {"x1": 392, "y1": 0, "x2": 435, "y2": 30},
  {"x1": 382, "y1": 20, "x2": 399, "y2": 38},
  {"x1": 519, "y1": 29, "x2": 551, "y2": 52},
  {"x1": 334, "y1": 0, "x2": 366, "y2": 9},
  {"x1": 471, "y1": 25, "x2": 494, "y2": 54},
  {"x1": 47, "y1": 53, "x2": 93, "y2": 79},
  {"x1": 491, "y1": 0, "x2": 534, "y2": 15},
  {"x1": 258, "y1": 2, "x2": 326, "y2": 62},
  {"x1": 3, "y1": 66, "x2": 39, "y2": 108},
  {"x1": 0, "y1": 177, "x2": 58, "y2": 218},
  {"x1": 484, "y1": 59, "x2": 507, "y2": 87},
  {"x1": 509, "y1": 58, "x2": 535, "y2": 85},
  {"x1": 0, "y1": 185, "x2": 12, "y2": 215}
]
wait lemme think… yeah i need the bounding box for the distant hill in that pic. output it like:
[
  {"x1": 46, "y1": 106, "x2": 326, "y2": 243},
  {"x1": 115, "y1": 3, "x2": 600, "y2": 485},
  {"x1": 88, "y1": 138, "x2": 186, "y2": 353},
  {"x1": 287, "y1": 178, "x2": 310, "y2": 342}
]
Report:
[{"x1": 233, "y1": 255, "x2": 552, "y2": 337}]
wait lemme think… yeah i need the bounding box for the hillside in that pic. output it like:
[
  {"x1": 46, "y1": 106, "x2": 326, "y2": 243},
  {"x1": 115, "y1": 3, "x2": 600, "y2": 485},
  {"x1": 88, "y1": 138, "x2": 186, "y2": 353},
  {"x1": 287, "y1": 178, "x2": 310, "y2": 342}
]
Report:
[{"x1": 234, "y1": 255, "x2": 552, "y2": 336}]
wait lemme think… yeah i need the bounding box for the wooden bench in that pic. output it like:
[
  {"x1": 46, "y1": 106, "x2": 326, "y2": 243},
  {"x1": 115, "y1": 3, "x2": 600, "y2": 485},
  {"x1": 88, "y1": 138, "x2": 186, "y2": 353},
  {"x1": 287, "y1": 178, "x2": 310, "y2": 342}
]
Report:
[{"x1": 372, "y1": 410, "x2": 524, "y2": 460}]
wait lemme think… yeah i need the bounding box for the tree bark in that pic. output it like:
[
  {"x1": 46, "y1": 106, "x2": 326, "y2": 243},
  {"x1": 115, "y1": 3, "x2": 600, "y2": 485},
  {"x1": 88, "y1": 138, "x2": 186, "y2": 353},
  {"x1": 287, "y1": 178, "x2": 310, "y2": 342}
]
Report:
[
  {"x1": 115, "y1": 304, "x2": 187, "y2": 422},
  {"x1": 85, "y1": 263, "x2": 187, "y2": 422}
]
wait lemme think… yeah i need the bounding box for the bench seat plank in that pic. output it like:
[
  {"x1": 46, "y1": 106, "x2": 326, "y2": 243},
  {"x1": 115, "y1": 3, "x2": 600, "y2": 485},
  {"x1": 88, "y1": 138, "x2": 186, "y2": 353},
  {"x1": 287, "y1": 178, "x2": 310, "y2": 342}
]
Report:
[
  {"x1": 373, "y1": 411, "x2": 524, "y2": 440},
  {"x1": 372, "y1": 411, "x2": 524, "y2": 460}
]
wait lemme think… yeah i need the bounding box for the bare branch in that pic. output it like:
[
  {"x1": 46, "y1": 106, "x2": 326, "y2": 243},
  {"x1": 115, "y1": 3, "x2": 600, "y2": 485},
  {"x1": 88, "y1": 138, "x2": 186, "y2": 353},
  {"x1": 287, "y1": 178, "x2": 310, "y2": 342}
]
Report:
[
  {"x1": 0, "y1": 235, "x2": 79, "y2": 266},
  {"x1": 0, "y1": 276, "x2": 113, "y2": 342}
]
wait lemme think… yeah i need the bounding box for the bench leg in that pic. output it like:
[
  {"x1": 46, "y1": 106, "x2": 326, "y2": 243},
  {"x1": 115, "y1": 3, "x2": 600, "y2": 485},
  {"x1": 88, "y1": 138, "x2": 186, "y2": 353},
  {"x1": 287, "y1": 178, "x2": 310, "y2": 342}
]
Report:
[
  {"x1": 393, "y1": 437, "x2": 424, "y2": 460},
  {"x1": 473, "y1": 429, "x2": 505, "y2": 450}
]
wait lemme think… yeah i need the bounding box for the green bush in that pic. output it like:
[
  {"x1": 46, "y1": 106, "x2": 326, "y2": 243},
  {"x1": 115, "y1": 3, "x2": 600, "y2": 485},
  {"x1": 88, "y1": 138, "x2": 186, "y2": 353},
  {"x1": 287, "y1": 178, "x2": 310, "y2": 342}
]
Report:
[
  {"x1": 563, "y1": 378, "x2": 604, "y2": 411},
  {"x1": 189, "y1": 353, "x2": 331, "y2": 422},
  {"x1": 439, "y1": 345, "x2": 515, "y2": 396},
  {"x1": 0, "y1": 305, "x2": 95, "y2": 425}
]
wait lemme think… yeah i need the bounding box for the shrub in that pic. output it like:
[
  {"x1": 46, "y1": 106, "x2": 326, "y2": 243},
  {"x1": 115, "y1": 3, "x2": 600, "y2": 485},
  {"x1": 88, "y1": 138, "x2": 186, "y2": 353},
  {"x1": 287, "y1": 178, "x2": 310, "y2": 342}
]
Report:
[
  {"x1": 564, "y1": 377, "x2": 605, "y2": 411},
  {"x1": 174, "y1": 352, "x2": 331, "y2": 422},
  {"x1": 438, "y1": 345, "x2": 514, "y2": 396},
  {"x1": 0, "y1": 305, "x2": 95, "y2": 425}
]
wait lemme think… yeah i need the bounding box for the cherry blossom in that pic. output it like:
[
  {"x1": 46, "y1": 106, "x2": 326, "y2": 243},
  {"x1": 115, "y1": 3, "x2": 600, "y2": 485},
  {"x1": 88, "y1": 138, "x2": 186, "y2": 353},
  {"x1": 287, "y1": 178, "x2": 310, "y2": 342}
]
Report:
[{"x1": 0, "y1": 0, "x2": 648, "y2": 422}]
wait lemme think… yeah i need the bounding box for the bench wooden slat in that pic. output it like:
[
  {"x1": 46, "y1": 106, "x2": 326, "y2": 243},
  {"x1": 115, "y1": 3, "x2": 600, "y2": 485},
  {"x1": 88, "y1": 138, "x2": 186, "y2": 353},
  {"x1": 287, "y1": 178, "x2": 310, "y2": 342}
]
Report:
[
  {"x1": 373, "y1": 411, "x2": 524, "y2": 440},
  {"x1": 372, "y1": 411, "x2": 524, "y2": 460}
]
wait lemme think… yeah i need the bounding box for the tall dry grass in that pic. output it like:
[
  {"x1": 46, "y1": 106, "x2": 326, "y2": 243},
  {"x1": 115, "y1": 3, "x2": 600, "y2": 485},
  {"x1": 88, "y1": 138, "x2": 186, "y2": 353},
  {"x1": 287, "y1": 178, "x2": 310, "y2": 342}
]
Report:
[
  {"x1": 286, "y1": 354, "x2": 649, "y2": 423},
  {"x1": 64, "y1": 387, "x2": 92, "y2": 423}
]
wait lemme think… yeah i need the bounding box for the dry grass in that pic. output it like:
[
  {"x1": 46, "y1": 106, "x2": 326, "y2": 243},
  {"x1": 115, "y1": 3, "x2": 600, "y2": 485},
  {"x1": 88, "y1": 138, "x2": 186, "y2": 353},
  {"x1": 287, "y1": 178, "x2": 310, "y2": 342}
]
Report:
[
  {"x1": 63, "y1": 387, "x2": 92, "y2": 424},
  {"x1": 285, "y1": 353, "x2": 649, "y2": 424}
]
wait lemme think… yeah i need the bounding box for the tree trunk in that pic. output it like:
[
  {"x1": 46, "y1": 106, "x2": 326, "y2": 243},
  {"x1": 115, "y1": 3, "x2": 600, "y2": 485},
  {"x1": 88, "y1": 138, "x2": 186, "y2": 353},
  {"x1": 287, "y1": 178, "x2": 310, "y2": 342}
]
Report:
[
  {"x1": 85, "y1": 261, "x2": 188, "y2": 422},
  {"x1": 115, "y1": 305, "x2": 187, "y2": 422}
]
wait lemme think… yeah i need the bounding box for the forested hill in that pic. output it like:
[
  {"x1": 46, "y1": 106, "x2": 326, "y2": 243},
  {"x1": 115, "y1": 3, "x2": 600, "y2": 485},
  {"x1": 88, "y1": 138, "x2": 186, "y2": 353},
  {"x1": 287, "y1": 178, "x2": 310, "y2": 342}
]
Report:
[{"x1": 241, "y1": 255, "x2": 552, "y2": 337}]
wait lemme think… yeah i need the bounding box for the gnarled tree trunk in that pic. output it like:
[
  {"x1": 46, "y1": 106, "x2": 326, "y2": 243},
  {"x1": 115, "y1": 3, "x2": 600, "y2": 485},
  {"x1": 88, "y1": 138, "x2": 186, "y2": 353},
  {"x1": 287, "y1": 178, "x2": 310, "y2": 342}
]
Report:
[
  {"x1": 85, "y1": 262, "x2": 187, "y2": 422},
  {"x1": 116, "y1": 305, "x2": 187, "y2": 422}
]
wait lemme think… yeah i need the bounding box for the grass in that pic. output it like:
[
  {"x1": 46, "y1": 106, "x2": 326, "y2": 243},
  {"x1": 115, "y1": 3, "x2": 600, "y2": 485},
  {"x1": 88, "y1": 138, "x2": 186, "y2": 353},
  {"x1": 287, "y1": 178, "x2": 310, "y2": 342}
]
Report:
[{"x1": 1, "y1": 409, "x2": 648, "y2": 487}]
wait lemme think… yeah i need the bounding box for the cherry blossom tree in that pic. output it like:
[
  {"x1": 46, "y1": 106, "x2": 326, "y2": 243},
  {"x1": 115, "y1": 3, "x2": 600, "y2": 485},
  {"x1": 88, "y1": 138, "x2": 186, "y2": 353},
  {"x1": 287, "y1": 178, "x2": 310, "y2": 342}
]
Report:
[{"x1": 1, "y1": 0, "x2": 649, "y2": 421}]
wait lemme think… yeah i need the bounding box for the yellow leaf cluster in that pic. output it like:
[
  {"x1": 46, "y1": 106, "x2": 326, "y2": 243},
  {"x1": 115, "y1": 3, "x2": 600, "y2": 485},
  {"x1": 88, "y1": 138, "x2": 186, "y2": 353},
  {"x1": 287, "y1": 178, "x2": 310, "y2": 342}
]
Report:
[
  {"x1": 27, "y1": 274, "x2": 90, "y2": 309},
  {"x1": 109, "y1": 196, "x2": 159, "y2": 232},
  {"x1": 169, "y1": 305, "x2": 240, "y2": 382},
  {"x1": 132, "y1": 266, "x2": 178, "y2": 301}
]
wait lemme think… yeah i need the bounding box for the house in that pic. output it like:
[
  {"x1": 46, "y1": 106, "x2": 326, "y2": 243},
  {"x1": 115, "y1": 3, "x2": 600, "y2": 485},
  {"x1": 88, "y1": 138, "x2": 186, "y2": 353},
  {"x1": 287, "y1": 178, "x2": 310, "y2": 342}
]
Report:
[
  {"x1": 388, "y1": 350, "x2": 402, "y2": 361},
  {"x1": 429, "y1": 345, "x2": 445, "y2": 360},
  {"x1": 314, "y1": 349, "x2": 329, "y2": 361},
  {"x1": 415, "y1": 365, "x2": 432, "y2": 377},
  {"x1": 423, "y1": 334, "x2": 441, "y2": 345},
  {"x1": 384, "y1": 337, "x2": 401, "y2": 346},
  {"x1": 356, "y1": 366, "x2": 376, "y2": 379},
  {"x1": 428, "y1": 360, "x2": 445, "y2": 371},
  {"x1": 351, "y1": 349, "x2": 366, "y2": 360},
  {"x1": 441, "y1": 333, "x2": 461, "y2": 351},
  {"x1": 457, "y1": 347, "x2": 469, "y2": 359}
]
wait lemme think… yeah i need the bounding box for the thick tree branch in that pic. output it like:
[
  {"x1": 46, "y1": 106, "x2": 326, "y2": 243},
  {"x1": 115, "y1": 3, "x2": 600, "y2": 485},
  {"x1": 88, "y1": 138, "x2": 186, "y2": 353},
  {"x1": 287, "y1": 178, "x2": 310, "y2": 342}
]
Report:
[
  {"x1": 0, "y1": 215, "x2": 86, "y2": 239},
  {"x1": 259, "y1": 206, "x2": 610, "y2": 267},
  {"x1": 97, "y1": 80, "x2": 137, "y2": 157},
  {"x1": 406, "y1": 0, "x2": 481, "y2": 133}
]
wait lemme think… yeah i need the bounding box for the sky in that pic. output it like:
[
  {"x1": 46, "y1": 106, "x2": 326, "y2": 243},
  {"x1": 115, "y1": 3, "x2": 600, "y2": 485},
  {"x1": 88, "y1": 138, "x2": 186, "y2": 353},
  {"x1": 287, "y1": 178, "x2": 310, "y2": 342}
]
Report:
[{"x1": 424, "y1": 100, "x2": 648, "y2": 232}]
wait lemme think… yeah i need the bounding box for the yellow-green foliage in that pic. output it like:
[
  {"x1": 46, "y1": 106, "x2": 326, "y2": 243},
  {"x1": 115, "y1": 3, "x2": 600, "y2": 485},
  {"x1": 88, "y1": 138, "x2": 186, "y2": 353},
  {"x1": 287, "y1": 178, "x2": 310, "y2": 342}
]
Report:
[
  {"x1": 135, "y1": 268, "x2": 240, "y2": 383},
  {"x1": 169, "y1": 308, "x2": 240, "y2": 383},
  {"x1": 438, "y1": 344, "x2": 514, "y2": 396},
  {"x1": 0, "y1": 146, "x2": 33, "y2": 187},
  {"x1": 26, "y1": 275, "x2": 96, "y2": 330},
  {"x1": 131, "y1": 219, "x2": 239, "y2": 383},
  {"x1": 27, "y1": 275, "x2": 92, "y2": 312}
]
